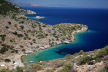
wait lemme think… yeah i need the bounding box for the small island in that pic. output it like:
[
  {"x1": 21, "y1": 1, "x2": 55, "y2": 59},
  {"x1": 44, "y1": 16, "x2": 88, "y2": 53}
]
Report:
[{"x1": 36, "y1": 16, "x2": 45, "y2": 19}]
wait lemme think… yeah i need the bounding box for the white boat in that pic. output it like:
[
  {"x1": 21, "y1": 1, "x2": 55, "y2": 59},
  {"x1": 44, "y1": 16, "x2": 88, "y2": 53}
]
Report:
[{"x1": 29, "y1": 61, "x2": 34, "y2": 63}]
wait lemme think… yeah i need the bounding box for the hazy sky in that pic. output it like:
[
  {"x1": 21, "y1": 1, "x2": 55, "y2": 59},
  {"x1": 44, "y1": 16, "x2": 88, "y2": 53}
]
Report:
[{"x1": 12, "y1": 0, "x2": 108, "y2": 9}]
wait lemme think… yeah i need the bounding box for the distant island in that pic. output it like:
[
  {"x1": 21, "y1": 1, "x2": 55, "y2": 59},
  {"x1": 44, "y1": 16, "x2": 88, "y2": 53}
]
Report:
[
  {"x1": 0, "y1": 0, "x2": 108, "y2": 72},
  {"x1": 36, "y1": 16, "x2": 45, "y2": 19}
]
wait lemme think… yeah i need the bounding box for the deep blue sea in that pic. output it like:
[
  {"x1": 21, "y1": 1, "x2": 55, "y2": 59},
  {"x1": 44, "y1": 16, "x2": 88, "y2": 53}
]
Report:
[{"x1": 22, "y1": 7, "x2": 108, "y2": 64}]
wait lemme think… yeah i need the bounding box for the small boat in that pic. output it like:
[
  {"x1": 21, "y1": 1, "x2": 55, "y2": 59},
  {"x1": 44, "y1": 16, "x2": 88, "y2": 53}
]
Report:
[{"x1": 29, "y1": 61, "x2": 34, "y2": 63}]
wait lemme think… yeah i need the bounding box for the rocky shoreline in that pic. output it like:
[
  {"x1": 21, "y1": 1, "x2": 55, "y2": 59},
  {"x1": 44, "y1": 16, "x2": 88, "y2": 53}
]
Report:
[
  {"x1": 0, "y1": 14, "x2": 88, "y2": 69},
  {"x1": 0, "y1": 1, "x2": 108, "y2": 72},
  {"x1": 0, "y1": 0, "x2": 88, "y2": 69}
]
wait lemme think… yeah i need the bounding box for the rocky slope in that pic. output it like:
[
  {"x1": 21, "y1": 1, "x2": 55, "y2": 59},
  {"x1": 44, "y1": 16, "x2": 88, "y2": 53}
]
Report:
[
  {"x1": 28, "y1": 46, "x2": 108, "y2": 72},
  {"x1": 0, "y1": 0, "x2": 88, "y2": 70},
  {"x1": 0, "y1": 0, "x2": 108, "y2": 72}
]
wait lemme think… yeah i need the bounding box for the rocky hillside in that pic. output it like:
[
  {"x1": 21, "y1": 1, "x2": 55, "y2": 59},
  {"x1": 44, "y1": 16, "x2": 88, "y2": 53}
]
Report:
[
  {"x1": 0, "y1": 0, "x2": 88, "y2": 70},
  {"x1": 32, "y1": 46, "x2": 108, "y2": 72},
  {"x1": 0, "y1": 0, "x2": 108, "y2": 72}
]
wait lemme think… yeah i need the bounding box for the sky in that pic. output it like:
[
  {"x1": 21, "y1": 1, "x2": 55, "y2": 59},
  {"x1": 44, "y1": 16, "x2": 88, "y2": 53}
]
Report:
[{"x1": 11, "y1": 0, "x2": 108, "y2": 9}]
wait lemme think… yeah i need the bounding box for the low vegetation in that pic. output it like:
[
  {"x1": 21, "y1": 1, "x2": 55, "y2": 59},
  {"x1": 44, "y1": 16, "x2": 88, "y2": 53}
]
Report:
[
  {"x1": 12, "y1": 32, "x2": 23, "y2": 37},
  {"x1": 0, "y1": 35, "x2": 6, "y2": 41},
  {"x1": 0, "y1": 0, "x2": 19, "y2": 15},
  {"x1": 0, "y1": 0, "x2": 107, "y2": 72}
]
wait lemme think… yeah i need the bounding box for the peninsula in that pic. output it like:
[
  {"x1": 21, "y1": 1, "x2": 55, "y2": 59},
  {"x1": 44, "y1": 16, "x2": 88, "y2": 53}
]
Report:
[{"x1": 0, "y1": 0, "x2": 88, "y2": 69}]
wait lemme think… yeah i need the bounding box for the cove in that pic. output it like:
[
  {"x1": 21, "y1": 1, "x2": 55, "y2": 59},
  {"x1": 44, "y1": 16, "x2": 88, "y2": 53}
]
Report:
[
  {"x1": 22, "y1": 30, "x2": 95, "y2": 65},
  {"x1": 22, "y1": 7, "x2": 108, "y2": 64}
]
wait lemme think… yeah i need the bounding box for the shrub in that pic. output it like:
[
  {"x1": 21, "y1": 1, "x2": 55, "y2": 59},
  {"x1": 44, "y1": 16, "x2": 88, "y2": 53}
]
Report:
[
  {"x1": 57, "y1": 63, "x2": 76, "y2": 72},
  {"x1": 12, "y1": 32, "x2": 23, "y2": 37},
  {"x1": 32, "y1": 39, "x2": 36, "y2": 42},
  {"x1": 79, "y1": 50, "x2": 85, "y2": 55},
  {"x1": 62, "y1": 61, "x2": 75, "y2": 72},
  {"x1": 5, "y1": 59, "x2": 11, "y2": 62},
  {"x1": 5, "y1": 26, "x2": 9, "y2": 29},
  {"x1": 20, "y1": 45, "x2": 24, "y2": 48},
  {"x1": 8, "y1": 21, "x2": 11, "y2": 25},
  {"x1": 96, "y1": 46, "x2": 108, "y2": 58},
  {"x1": 0, "y1": 35, "x2": 6, "y2": 41},
  {"x1": 65, "y1": 54, "x2": 73, "y2": 59},
  {"x1": 15, "y1": 50, "x2": 18, "y2": 53},
  {"x1": 31, "y1": 64, "x2": 43, "y2": 71},
  {"x1": 45, "y1": 69, "x2": 54, "y2": 72},
  {"x1": 0, "y1": 69, "x2": 13, "y2": 72},
  {"x1": 104, "y1": 60, "x2": 108, "y2": 72},
  {"x1": 37, "y1": 34, "x2": 45, "y2": 39},
  {"x1": 22, "y1": 49, "x2": 25, "y2": 52},
  {"x1": 20, "y1": 25, "x2": 24, "y2": 30},
  {"x1": 17, "y1": 34, "x2": 23, "y2": 37},
  {"x1": 19, "y1": 21, "x2": 24, "y2": 24},
  {"x1": 78, "y1": 56, "x2": 94, "y2": 65},
  {"x1": 12, "y1": 31, "x2": 17, "y2": 35},
  {"x1": 16, "y1": 67, "x2": 23, "y2": 72},
  {"x1": 0, "y1": 44, "x2": 14, "y2": 54},
  {"x1": 0, "y1": 44, "x2": 9, "y2": 54}
]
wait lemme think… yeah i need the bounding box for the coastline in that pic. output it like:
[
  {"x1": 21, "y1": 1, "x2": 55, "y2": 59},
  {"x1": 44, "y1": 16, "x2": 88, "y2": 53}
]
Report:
[
  {"x1": 1, "y1": 1, "x2": 108, "y2": 71},
  {"x1": 22, "y1": 24, "x2": 88, "y2": 64},
  {"x1": 0, "y1": 2, "x2": 88, "y2": 68}
]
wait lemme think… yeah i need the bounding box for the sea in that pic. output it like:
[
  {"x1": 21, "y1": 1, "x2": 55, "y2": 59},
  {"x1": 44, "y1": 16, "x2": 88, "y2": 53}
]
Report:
[{"x1": 22, "y1": 7, "x2": 108, "y2": 64}]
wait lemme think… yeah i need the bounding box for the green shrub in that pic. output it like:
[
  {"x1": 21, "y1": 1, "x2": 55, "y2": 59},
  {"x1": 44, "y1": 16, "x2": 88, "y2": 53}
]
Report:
[
  {"x1": 78, "y1": 56, "x2": 94, "y2": 65},
  {"x1": 0, "y1": 0, "x2": 19, "y2": 15},
  {"x1": 65, "y1": 54, "x2": 73, "y2": 59},
  {"x1": 0, "y1": 44, "x2": 9, "y2": 54},
  {"x1": 45, "y1": 69, "x2": 54, "y2": 72},
  {"x1": 20, "y1": 45, "x2": 24, "y2": 48},
  {"x1": 8, "y1": 22, "x2": 11, "y2": 25},
  {"x1": 16, "y1": 67, "x2": 23, "y2": 72},
  {"x1": 10, "y1": 40, "x2": 13, "y2": 42},
  {"x1": 31, "y1": 64, "x2": 43, "y2": 71},
  {"x1": 22, "y1": 49, "x2": 25, "y2": 52},
  {"x1": 37, "y1": 34, "x2": 45, "y2": 39},
  {"x1": 61, "y1": 61, "x2": 75, "y2": 72},
  {"x1": 20, "y1": 25, "x2": 24, "y2": 30},
  {"x1": 0, "y1": 35, "x2": 6, "y2": 41},
  {"x1": 5, "y1": 59, "x2": 11, "y2": 62},
  {"x1": 96, "y1": 46, "x2": 108, "y2": 58},
  {"x1": 0, "y1": 44, "x2": 14, "y2": 54},
  {"x1": 5, "y1": 26, "x2": 9, "y2": 29},
  {"x1": 0, "y1": 69, "x2": 13, "y2": 72},
  {"x1": 78, "y1": 50, "x2": 85, "y2": 55},
  {"x1": 17, "y1": 34, "x2": 23, "y2": 37},
  {"x1": 12, "y1": 32, "x2": 23, "y2": 37}
]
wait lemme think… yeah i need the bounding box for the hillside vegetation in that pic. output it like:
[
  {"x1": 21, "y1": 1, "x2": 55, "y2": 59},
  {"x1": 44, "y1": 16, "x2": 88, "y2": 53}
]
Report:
[
  {"x1": 0, "y1": 0, "x2": 107, "y2": 72},
  {"x1": 0, "y1": 0, "x2": 19, "y2": 15},
  {"x1": 0, "y1": 46, "x2": 108, "y2": 72}
]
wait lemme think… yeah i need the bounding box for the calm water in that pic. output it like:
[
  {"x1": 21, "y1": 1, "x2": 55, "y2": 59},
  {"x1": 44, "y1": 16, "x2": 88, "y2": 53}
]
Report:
[{"x1": 22, "y1": 7, "x2": 108, "y2": 64}]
